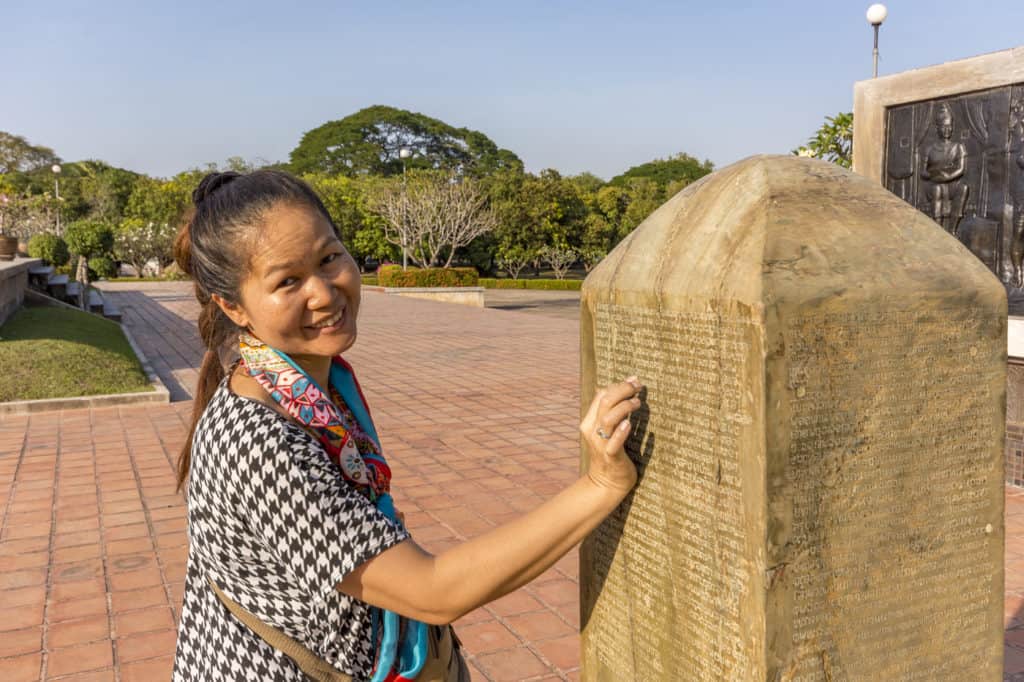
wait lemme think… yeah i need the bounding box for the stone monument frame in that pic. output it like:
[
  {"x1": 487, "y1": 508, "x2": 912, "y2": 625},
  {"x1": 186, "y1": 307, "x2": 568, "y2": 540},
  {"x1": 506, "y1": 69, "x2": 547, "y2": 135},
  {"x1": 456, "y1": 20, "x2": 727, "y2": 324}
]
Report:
[
  {"x1": 853, "y1": 46, "x2": 1024, "y2": 182},
  {"x1": 853, "y1": 46, "x2": 1024, "y2": 288}
]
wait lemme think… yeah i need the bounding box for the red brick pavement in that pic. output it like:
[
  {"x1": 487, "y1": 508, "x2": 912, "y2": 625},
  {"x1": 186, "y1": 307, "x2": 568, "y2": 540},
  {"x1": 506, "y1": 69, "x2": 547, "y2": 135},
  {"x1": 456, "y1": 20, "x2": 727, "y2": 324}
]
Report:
[{"x1": 1, "y1": 283, "x2": 1022, "y2": 681}]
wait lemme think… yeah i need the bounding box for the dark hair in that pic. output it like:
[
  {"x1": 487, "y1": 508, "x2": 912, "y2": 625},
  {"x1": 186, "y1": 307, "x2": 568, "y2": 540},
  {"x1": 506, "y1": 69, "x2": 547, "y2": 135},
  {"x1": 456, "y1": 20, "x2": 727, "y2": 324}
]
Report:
[{"x1": 174, "y1": 169, "x2": 335, "y2": 492}]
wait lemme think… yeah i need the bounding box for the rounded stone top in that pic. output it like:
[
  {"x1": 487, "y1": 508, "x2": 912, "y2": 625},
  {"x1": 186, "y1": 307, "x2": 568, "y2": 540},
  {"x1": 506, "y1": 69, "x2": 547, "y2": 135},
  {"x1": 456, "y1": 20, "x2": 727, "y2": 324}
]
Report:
[{"x1": 583, "y1": 155, "x2": 1005, "y2": 315}]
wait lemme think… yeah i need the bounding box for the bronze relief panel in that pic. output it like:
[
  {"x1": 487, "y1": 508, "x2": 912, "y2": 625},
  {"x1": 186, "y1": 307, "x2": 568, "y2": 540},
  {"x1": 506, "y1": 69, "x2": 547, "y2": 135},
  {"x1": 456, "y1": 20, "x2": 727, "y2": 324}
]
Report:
[{"x1": 884, "y1": 83, "x2": 1024, "y2": 311}]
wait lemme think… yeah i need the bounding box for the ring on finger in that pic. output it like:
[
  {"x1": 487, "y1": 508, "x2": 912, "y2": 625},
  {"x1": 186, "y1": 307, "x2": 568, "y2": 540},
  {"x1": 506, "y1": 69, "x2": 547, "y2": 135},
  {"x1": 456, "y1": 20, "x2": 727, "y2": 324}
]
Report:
[{"x1": 596, "y1": 427, "x2": 612, "y2": 440}]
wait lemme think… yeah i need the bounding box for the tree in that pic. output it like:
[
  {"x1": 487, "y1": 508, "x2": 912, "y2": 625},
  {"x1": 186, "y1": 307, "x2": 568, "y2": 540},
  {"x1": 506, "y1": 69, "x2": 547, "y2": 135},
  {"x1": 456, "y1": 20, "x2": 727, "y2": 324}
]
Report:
[
  {"x1": 368, "y1": 171, "x2": 497, "y2": 268},
  {"x1": 289, "y1": 105, "x2": 523, "y2": 177},
  {"x1": 793, "y1": 112, "x2": 853, "y2": 168},
  {"x1": 526, "y1": 169, "x2": 588, "y2": 250},
  {"x1": 610, "y1": 152, "x2": 713, "y2": 188},
  {"x1": 618, "y1": 178, "x2": 663, "y2": 240},
  {"x1": 65, "y1": 219, "x2": 114, "y2": 308},
  {"x1": 0, "y1": 191, "x2": 58, "y2": 240},
  {"x1": 496, "y1": 244, "x2": 535, "y2": 279},
  {"x1": 114, "y1": 218, "x2": 177, "y2": 276},
  {"x1": 72, "y1": 161, "x2": 140, "y2": 224},
  {"x1": 0, "y1": 132, "x2": 59, "y2": 174},
  {"x1": 539, "y1": 245, "x2": 577, "y2": 280},
  {"x1": 579, "y1": 213, "x2": 614, "y2": 272},
  {"x1": 124, "y1": 170, "x2": 203, "y2": 235}
]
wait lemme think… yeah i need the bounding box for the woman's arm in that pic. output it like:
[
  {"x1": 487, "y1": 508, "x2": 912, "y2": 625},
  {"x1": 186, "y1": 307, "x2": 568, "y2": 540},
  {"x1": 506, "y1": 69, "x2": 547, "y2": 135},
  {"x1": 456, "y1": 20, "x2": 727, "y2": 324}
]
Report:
[{"x1": 337, "y1": 377, "x2": 643, "y2": 625}]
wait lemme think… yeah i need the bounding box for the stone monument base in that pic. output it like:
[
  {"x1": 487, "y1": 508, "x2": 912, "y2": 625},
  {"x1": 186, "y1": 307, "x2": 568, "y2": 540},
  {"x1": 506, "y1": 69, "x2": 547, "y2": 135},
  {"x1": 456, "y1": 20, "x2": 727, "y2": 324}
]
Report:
[{"x1": 1008, "y1": 355, "x2": 1024, "y2": 486}]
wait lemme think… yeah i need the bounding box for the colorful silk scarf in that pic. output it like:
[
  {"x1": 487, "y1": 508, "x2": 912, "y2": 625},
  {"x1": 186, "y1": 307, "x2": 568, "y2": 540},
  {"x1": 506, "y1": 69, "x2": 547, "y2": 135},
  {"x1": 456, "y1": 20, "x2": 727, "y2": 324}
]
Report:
[{"x1": 237, "y1": 332, "x2": 429, "y2": 682}]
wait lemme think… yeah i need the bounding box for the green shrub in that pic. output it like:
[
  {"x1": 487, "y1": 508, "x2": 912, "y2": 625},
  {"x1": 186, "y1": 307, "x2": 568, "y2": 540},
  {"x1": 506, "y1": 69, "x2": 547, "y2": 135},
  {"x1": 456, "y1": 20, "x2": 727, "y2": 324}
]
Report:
[
  {"x1": 361, "y1": 275, "x2": 379, "y2": 285},
  {"x1": 27, "y1": 234, "x2": 70, "y2": 267},
  {"x1": 478, "y1": 278, "x2": 582, "y2": 291},
  {"x1": 378, "y1": 266, "x2": 479, "y2": 287},
  {"x1": 90, "y1": 256, "x2": 118, "y2": 279},
  {"x1": 65, "y1": 219, "x2": 115, "y2": 258}
]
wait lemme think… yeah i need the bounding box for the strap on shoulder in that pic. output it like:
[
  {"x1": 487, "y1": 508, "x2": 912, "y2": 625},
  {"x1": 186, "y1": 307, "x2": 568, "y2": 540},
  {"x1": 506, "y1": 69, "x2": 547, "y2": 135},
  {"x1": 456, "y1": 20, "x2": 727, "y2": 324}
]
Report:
[{"x1": 208, "y1": 579, "x2": 353, "y2": 682}]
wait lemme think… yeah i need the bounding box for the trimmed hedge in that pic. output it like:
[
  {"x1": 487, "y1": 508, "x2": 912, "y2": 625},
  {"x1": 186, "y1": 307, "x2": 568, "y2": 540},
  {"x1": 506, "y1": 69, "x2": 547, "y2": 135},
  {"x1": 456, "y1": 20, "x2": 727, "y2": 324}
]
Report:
[
  {"x1": 361, "y1": 275, "x2": 379, "y2": 285},
  {"x1": 377, "y1": 266, "x2": 479, "y2": 288},
  {"x1": 27, "y1": 234, "x2": 70, "y2": 267},
  {"x1": 478, "y1": 278, "x2": 583, "y2": 291}
]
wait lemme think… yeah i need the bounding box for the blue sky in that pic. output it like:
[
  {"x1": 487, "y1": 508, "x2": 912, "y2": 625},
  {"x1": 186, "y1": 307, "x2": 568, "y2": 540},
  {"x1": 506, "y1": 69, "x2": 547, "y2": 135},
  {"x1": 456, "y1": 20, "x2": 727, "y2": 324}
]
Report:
[{"x1": 2, "y1": 1, "x2": 1023, "y2": 180}]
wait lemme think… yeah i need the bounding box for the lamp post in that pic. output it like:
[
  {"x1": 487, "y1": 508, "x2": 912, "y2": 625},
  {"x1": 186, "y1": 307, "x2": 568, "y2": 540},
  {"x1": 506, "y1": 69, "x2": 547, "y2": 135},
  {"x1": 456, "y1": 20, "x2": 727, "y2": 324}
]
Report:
[
  {"x1": 866, "y1": 4, "x2": 888, "y2": 78},
  {"x1": 51, "y1": 164, "x2": 62, "y2": 234},
  {"x1": 399, "y1": 148, "x2": 412, "y2": 270}
]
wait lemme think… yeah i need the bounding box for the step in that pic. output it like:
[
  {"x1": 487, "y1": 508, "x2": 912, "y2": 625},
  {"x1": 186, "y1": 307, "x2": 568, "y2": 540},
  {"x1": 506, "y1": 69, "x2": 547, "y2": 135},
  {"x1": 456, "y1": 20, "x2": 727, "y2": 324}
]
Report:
[
  {"x1": 65, "y1": 282, "x2": 81, "y2": 303},
  {"x1": 46, "y1": 274, "x2": 69, "y2": 299},
  {"x1": 102, "y1": 301, "x2": 122, "y2": 323},
  {"x1": 87, "y1": 289, "x2": 104, "y2": 314},
  {"x1": 28, "y1": 265, "x2": 54, "y2": 290}
]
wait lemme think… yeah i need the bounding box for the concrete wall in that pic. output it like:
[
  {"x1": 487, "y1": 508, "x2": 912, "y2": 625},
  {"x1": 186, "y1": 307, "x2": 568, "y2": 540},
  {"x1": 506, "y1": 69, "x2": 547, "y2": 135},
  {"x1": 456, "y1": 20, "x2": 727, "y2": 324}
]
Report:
[
  {"x1": 363, "y1": 286, "x2": 485, "y2": 307},
  {"x1": 0, "y1": 258, "x2": 42, "y2": 327}
]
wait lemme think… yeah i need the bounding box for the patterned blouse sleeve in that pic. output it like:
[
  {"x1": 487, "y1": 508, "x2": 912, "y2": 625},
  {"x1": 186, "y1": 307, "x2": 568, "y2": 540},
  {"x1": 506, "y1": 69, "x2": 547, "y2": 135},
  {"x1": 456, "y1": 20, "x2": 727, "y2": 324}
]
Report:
[{"x1": 235, "y1": 414, "x2": 410, "y2": 603}]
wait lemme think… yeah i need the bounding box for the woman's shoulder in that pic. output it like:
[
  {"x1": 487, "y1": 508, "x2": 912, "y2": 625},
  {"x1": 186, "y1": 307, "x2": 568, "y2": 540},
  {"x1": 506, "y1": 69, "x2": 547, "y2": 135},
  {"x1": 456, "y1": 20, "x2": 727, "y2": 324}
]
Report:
[{"x1": 196, "y1": 376, "x2": 304, "y2": 450}]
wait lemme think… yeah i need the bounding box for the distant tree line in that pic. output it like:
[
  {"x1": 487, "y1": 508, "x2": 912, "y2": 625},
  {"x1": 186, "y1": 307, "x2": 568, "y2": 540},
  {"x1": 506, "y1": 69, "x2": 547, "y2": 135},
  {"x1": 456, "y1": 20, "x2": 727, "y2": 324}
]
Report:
[{"x1": 0, "y1": 106, "x2": 715, "y2": 280}]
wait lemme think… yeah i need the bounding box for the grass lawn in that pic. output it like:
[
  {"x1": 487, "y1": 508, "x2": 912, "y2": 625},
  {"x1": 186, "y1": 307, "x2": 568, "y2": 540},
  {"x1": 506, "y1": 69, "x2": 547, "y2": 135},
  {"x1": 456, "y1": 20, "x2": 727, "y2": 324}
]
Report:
[{"x1": 0, "y1": 304, "x2": 153, "y2": 402}]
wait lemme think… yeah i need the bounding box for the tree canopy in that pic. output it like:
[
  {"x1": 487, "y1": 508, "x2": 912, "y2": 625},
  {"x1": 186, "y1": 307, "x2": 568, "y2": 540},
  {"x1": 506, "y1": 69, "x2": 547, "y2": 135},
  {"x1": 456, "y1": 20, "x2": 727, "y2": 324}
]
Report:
[
  {"x1": 288, "y1": 105, "x2": 523, "y2": 177},
  {"x1": 2, "y1": 110, "x2": 719, "y2": 279},
  {"x1": 609, "y1": 152, "x2": 713, "y2": 188},
  {"x1": 0, "y1": 132, "x2": 60, "y2": 174}
]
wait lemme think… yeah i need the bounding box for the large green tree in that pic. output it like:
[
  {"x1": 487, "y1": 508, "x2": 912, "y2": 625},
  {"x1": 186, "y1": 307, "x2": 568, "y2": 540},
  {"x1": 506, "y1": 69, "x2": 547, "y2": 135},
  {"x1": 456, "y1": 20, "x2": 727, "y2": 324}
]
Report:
[
  {"x1": 0, "y1": 132, "x2": 59, "y2": 174},
  {"x1": 124, "y1": 169, "x2": 204, "y2": 231},
  {"x1": 303, "y1": 173, "x2": 395, "y2": 264},
  {"x1": 289, "y1": 105, "x2": 523, "y2": 177},
  {"x1": 610, "y1": 152, "x2": 713, "y2": 188}
]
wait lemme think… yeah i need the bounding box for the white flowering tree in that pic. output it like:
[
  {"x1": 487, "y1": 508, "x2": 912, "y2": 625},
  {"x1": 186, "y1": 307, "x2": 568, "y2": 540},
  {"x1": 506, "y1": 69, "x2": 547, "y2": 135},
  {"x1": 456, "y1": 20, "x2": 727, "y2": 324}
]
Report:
[
  {"x1": 539, "y1": 245, "x2": 577, "y2": 280},
  {"x1": 114, "y1": 218, "x2": 177, "y2": 276},
  {"x1": 370, "y1": 171, "x2": 497, "y2": 268}
]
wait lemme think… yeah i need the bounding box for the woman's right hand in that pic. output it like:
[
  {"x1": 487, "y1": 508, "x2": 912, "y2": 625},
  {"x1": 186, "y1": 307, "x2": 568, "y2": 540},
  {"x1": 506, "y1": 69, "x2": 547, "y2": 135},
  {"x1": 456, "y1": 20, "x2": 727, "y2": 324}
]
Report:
[{"x1": 579, "y1": 376, "x2": 644, "y2": 498}]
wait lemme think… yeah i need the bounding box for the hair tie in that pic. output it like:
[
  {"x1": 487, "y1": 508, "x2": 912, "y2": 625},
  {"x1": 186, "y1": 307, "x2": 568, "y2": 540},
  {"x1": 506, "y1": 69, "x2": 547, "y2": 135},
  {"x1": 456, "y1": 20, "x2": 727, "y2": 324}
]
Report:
[{"x1": 192, "y1": 171, "x2": 242, "y2": 206}]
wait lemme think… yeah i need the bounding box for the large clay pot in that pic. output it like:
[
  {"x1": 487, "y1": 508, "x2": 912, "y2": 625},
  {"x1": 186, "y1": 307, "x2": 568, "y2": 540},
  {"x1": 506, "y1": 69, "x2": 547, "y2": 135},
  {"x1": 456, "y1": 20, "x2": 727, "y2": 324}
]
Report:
[{"x1": 0, "y1": 235, "x2": 17, "y2": 261}]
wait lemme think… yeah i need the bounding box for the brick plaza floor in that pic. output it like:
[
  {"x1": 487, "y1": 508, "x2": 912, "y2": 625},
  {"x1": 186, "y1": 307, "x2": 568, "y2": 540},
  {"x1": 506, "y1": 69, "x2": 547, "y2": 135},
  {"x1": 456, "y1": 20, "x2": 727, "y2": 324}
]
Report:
[{"x1": 0, "y1": 282, "x2": 1022, "y2": 681}]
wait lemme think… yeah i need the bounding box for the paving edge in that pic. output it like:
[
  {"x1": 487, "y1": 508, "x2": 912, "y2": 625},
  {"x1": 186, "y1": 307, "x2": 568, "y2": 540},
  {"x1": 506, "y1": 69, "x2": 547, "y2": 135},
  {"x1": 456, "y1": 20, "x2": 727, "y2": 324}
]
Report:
[{"x1": 0, "y1": 308, "x2": 170, "y2": 416}]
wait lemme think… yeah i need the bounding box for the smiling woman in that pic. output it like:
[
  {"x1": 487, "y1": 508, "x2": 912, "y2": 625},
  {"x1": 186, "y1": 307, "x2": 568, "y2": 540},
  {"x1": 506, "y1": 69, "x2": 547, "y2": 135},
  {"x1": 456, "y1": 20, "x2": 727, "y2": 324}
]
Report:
[{"x1": 170, "y1": 170, "x2": 643, "y2": 682}]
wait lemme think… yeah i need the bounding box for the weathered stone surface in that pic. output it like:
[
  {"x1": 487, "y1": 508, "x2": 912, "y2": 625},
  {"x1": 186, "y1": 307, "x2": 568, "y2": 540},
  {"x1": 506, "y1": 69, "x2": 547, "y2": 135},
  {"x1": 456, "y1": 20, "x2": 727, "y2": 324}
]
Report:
[
  {"x1": 852, "y1": 46, "x2": 1024, "y2": 489},
  {"x1": 579, "y1": 156, "x2": 1006, "y2": 680}
]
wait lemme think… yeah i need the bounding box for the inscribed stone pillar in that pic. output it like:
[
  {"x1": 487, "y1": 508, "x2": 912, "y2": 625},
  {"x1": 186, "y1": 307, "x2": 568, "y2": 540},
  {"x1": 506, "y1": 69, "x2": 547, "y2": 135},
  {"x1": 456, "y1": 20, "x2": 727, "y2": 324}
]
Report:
[{"x1": 579, "y1": 155, "x2": 1006, "y2": 681}]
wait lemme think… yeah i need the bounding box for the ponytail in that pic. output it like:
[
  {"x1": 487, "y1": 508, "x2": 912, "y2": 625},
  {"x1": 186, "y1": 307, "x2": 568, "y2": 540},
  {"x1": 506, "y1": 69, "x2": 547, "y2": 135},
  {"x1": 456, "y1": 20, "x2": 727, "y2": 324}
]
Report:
[{"x1": 175, "y1": 299, "x2": 236, "y2": 493}]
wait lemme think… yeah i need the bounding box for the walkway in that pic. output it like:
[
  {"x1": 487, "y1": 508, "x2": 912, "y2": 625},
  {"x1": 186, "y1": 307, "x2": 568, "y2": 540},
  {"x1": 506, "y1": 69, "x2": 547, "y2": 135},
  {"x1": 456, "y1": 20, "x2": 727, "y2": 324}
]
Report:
[{"x1": 1, "y1": 282, "x2": 1022, "y2": 681}]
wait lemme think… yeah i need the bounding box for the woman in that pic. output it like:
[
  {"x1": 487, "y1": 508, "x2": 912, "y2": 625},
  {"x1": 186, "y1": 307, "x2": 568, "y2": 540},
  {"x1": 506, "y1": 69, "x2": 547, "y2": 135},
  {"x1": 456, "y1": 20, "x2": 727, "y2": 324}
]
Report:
[{"x1": 171, "y1": 170, "x2": 643, "y2": 681}]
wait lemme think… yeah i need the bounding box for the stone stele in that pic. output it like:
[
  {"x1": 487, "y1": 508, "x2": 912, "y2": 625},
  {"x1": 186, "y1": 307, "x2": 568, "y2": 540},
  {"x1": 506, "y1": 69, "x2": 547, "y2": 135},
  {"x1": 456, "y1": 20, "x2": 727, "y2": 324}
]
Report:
[{"x1": 579, "y1": 155, "x2": 1006, "y2": 681}]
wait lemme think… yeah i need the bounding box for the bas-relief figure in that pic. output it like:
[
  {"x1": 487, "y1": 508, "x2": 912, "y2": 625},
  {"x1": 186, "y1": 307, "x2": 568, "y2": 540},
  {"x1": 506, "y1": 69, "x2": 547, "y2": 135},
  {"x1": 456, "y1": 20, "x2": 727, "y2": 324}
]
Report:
[
  {"x1": 921, "y1": 103, "x2": 969, "y2": 235},
  {"x1": 884, "y1": 84, "x2": 1024, "y2": 308}
]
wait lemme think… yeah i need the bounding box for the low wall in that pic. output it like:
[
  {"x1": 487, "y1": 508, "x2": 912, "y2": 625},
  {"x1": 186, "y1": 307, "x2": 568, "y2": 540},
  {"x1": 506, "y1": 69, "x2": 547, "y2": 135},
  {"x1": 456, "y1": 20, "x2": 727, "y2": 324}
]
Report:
[
  {"x1": 0, "y1": 258, "x2": 42, "y2": 327},
  {"x1": 363, "y1": 286, "x2": 485, "y2": 307},
  {"x1": 1006, "y1": 318, "x2": 1024, "y2": 487}
]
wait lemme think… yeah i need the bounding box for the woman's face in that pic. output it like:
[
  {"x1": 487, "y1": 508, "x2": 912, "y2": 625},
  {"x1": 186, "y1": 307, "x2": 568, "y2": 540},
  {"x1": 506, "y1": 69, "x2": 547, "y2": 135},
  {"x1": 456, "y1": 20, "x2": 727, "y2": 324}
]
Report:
[{"x1": 228, "y1": 201, "x2": 361, "y2": 365}]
